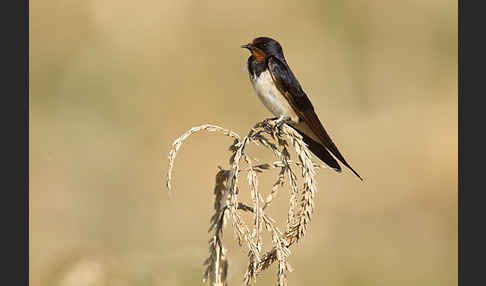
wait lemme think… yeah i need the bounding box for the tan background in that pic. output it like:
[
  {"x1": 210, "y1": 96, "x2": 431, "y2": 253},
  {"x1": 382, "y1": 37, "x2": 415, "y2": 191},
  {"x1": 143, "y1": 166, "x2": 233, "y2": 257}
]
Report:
[{"x1": 30, "y1": 0, "x2": 457, "y2": 285}]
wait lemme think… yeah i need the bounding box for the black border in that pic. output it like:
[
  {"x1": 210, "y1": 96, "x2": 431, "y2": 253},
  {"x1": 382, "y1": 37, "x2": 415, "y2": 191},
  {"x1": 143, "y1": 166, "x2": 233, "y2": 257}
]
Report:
[
  {"x1": 460, "y1": 0, "x2": 486, "y2": 285},
  {"x1": 3, "y1": 0, "x2": 29, "y2": 284}
]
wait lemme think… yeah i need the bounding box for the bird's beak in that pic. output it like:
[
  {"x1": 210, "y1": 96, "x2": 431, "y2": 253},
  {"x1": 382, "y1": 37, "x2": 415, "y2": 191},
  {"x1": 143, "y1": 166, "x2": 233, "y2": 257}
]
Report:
[{"x1": 241, "y1": 44, "x2": 254, "y2": 50}]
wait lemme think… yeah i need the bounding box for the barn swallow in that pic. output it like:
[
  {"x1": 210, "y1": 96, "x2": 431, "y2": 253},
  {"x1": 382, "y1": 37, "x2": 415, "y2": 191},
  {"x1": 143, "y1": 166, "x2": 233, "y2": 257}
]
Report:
[{"x1": 241, "y1": 37, "x2": 362, "y2": 180}]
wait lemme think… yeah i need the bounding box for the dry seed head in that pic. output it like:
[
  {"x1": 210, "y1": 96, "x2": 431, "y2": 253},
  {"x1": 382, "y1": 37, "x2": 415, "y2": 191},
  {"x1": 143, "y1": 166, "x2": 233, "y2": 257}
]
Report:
[{"x1": 166, "y1": 118, "x2": 323, "y2": 286}]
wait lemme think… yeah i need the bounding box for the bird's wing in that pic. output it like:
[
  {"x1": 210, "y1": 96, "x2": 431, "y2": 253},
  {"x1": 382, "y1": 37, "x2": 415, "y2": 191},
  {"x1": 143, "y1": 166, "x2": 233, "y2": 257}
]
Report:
[{"x1": 267, "y1": 56, "x2": 362, "y2": 180}]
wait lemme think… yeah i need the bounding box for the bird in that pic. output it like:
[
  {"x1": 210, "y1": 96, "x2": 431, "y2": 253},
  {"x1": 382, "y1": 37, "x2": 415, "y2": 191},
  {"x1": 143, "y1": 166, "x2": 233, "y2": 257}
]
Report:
[{"x1": 241, "y1": 36, "x2": 362, "y2": 180}]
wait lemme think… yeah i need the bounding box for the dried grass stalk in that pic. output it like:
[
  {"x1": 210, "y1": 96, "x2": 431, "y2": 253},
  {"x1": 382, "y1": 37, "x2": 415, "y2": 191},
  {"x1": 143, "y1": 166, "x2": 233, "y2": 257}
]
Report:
[
  {"x1": 166, "y1": 119, "x2": 327, "y2": 285},
  {"x1": 166, "y1": 124, "x2": 240, "y2": 192}
]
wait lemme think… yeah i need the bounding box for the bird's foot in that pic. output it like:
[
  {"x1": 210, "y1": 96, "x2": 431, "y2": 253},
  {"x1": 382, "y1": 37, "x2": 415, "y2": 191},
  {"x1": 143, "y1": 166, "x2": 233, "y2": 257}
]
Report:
[
  {"x1": 263, "y1": 117, "x2": 279, "y2": 127},
  {"x1": 275, "y1": 116, "x2": 291, "y2": 130}
]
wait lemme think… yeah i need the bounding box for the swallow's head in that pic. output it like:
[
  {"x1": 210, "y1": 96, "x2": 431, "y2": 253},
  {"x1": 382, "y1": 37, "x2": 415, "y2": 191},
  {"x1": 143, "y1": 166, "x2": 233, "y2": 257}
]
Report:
[{"x1": 241, "y1": 37, "x2": 284, "y2": 62}]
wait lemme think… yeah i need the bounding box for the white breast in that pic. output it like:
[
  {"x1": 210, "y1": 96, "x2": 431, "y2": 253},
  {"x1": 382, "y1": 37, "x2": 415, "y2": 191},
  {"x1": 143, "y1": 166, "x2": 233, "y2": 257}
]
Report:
[{"x1": 250, "y1": 70, "x2": 298, "y2": 122}]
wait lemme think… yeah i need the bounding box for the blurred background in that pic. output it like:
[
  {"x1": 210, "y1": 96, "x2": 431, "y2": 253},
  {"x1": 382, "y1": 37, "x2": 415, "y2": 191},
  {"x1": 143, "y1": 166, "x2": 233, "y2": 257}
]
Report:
[{"x1": 30, "y1": 0, "x2": 457, "y2": 285}]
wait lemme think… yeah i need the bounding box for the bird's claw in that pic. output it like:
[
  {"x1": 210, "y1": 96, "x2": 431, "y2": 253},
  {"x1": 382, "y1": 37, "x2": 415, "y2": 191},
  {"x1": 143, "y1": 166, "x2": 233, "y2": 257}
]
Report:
[
  {"x1": 275, "y1": 116, "x2": 291, "y2": 130},
  {"x1": 263, "y1": 117, "x2": 279, "y2": 127}
]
